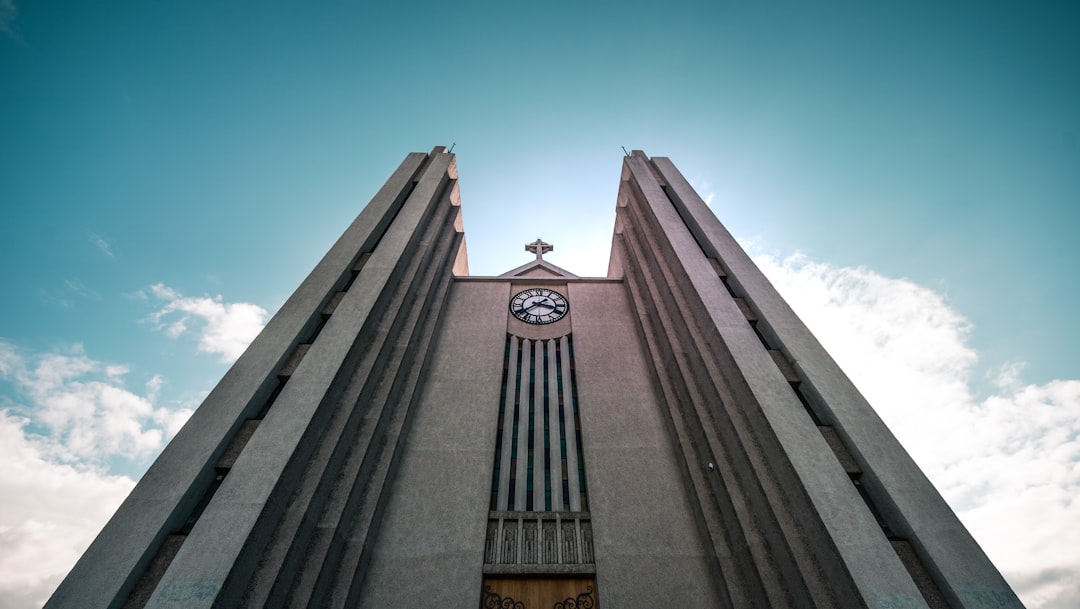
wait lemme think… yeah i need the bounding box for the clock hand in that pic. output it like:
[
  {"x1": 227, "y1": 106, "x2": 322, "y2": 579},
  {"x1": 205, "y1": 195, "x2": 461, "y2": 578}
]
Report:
[
  {"x1": 515, "y1": 302, "x2": 543, "y2": 315},
  {"x1": 515, "y1": 298, "x2": 561, "y2": 317}
]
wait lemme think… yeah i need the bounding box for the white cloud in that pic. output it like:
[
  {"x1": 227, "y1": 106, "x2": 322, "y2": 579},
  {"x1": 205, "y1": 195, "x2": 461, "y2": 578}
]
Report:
[
  {"x1": 754, "y1": 252, "x2": 1080, "y2": 609},
  {"x1": 0, "y1": 411, "x2": 135, "y2": 609},
  {"x1": 146, "y1": 283, "x2": 268, "y2": 362},
  {"x1": 0, "y1": 341, "x2": 193, "y2": 609},
  {"x1": 88, "y1": 233, "x2": 114, "y2": 258},
  {"x1": 0, "y1": 343, "x2": 188, "y2": 463}
]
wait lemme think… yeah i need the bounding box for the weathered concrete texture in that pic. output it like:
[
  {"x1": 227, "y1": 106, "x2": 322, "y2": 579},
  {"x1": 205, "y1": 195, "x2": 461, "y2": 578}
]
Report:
[
  {"x1": 45, "y1": 150, "x2": 438, "y2": 609},
  {"x1": 355, "y1": 277, "x2": 730, "y2": 608},
  {"x1": 47, "y1": 148, "x2": 468, "y2": 609},
  {"x1": 120, "y1": 535, "x2": 185, "y2": 609},
  {"x1": 653, "y1": 151, "x2": 1024, "y2": 609},
  {"x1": 569, "y1": 281, "x2": 725, "y2": 609},
  {"x1": 619, "y1": 150, "x2": 1023, "y2": 609},
  {"x1": 151, "y1": 151, "x2": 459, "y2": 609},
  {"x1": 48, "y1": 148, "x2": 1023, "y2": 609},
  {"x1": 358, "y1": 281, "x2": 509, "y2": 607},
  {"x1": 616, "y1": 151, "x2": 932, "y2": 609}
]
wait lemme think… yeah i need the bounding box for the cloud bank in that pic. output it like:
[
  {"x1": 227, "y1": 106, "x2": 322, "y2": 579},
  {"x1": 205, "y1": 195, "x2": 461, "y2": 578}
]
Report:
[
  {"x1": 0, "y1": 342, "x2": 193, "y2": 607},
  {"x1": 0, "y1": 413, "x2": 134, "y2": 609},
  {"x1": 146, "y1": 283, "x2": 268, "y2": 362},
  {"x1": 0, "y1": 344, "x2": 188, "y2": 464},
  {"x1": 0, "y1": 280, "x2": 269, "y2": 608},
  {"x1": 754, "y1": 252, "x2": 1080, "y2": 609}
]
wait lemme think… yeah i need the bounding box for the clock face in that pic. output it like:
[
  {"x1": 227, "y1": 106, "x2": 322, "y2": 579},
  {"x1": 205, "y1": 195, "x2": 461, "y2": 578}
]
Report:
[{"x1": 510, "y1": 288, "x2": 569, "y2": 325}]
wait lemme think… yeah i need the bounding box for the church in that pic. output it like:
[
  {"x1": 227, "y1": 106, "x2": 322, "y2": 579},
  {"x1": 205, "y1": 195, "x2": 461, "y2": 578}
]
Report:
[{"x1": 46, "y1": 147, "x2": 1023, "y2": 609}]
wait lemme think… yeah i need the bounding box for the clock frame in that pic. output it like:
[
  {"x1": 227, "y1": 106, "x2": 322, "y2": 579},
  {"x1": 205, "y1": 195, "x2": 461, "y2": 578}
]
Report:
[{"x1": 509, "y1": 288, "x2": 569, "y2": 325}]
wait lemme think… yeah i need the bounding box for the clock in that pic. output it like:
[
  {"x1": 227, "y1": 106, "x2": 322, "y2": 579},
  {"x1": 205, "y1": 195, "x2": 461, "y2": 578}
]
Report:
[{"x1": 510, "y1": 288, "x2": 569, "y2": 325}]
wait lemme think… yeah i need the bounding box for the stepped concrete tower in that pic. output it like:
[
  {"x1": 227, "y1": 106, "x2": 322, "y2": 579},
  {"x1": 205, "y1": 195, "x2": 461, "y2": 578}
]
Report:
[{"x1": 46, "y1": 147, "x2": 1023, "y2": 609}]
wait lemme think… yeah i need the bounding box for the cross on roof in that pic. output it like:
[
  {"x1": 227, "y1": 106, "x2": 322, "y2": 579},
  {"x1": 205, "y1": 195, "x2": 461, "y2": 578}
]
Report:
[{"x1": 525, "y1": 238, "x2": 553, "y2": 261}]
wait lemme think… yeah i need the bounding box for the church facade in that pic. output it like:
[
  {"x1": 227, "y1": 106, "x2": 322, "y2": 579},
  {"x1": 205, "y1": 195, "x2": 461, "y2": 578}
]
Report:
[{"x1": 46, "y1": 147, "x2": 1023, "y2": 609}]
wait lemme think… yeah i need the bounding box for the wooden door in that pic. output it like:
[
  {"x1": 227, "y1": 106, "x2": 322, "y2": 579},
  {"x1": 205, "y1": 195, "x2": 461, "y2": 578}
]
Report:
[{"x1": 481, "y1": 577, "x2": 597, "y2": 609}]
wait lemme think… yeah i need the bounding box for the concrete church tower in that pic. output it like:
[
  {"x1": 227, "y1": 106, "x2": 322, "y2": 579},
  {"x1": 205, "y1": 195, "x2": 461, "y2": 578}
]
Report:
[{"x1": 46, "y1": 147, "x2": 1023, "y2": 609}]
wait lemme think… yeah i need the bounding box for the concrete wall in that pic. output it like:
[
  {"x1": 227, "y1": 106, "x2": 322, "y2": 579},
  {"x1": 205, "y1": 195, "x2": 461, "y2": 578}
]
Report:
[
  {"x1": 357, "y1": 277, "x2": 723, "y2": 608},
  {"x1": 358, "y1": 280, "x2": 509, "y2": 608},
  {"x1": 609, "y1": 150, "x2": 1024, "y2": 609},
  {"x1": 570, "y1": 281, "x2": 724, "y2": 609}
]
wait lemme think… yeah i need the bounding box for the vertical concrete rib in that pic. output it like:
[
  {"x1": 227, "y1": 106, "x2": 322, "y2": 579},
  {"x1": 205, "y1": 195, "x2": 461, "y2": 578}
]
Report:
[
  {"x1": 617, "y1": 198, "x2": 773, "y2": 609},
  {"x1": 323, "y1": 220, "x2": 462, "y2": 609},
  {"x1": 651, "y1": 155, "x2": 1023, "y2": 609},
  {"x1": 44, "y1": 152, "x2": 430, "y2": 609},
  {"x1": 625, "y1": 165, "x2": 824, "y2": 609},
  {"x1": 125, "y1": 149, "x2": 459, "y2": 609},
  {"x1": 613, "y1": 150, "x2": 1022, "y2": 609},
  {"x1": 262, "y1": 176, "x2": 461, "y2": 609},
  {"x1": 241, "y1": 198, "x2": 452, "y2": 607},
  {"x1": 617, "y1": 151, "x2": 920, "y2": 609}
]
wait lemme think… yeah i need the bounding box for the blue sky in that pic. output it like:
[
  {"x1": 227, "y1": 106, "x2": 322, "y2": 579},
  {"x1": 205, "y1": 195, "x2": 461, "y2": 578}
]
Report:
[{"x1": 1, "y1": 2, "x2": 1078, "y2": 608}]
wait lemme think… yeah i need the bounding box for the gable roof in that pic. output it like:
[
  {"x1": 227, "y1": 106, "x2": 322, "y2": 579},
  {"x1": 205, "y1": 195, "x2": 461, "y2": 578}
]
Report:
[{"x1": 498, "y1": 258, "x2": 579, "y2": 279}]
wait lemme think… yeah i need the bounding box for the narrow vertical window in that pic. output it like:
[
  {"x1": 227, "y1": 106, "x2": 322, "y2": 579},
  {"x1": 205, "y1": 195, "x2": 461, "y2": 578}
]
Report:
[
  {"x1": 489, "y1": 333, "x2": 590, "y2": 515},
  {"x1": 543, "y1": 340, "x2": 552, "y2": 511},
  {"x1": 527, "y1": 342, "x2": 536, "y2": 511},
  {"x1": 508, "y1": 338, "x2": 524, "y2": 510},
  {"x1": 485, "y1": 333, "x2": 594, "y2": 571},
  {"x1": 490, "y1": 335, "x2": 512, "y2": 510},
  {"x1": 567, "y1": 335, "x2": 589, "y2": 511}
]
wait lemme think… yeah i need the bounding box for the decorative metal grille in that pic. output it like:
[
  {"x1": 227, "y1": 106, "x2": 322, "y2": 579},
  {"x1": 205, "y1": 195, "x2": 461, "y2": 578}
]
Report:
[
  {"x1": 482, "y1": 586, "x2": 524, "y2": 609},
  {"x1": 484, "y1": 512, "x2": 594, "y2": 568},
  {"x1": 554, "y1": 586, "x2": 595, "y2": 609}
]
